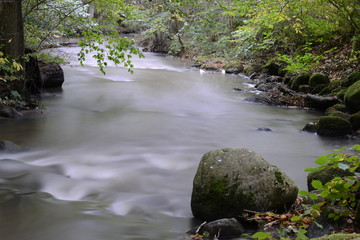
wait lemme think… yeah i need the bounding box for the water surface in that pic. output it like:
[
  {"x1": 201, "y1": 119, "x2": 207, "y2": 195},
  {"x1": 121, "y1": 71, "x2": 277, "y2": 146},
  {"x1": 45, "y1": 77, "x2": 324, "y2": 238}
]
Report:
[{"x1": 0, "y1": 48, "x2": 357, "y2": 240}]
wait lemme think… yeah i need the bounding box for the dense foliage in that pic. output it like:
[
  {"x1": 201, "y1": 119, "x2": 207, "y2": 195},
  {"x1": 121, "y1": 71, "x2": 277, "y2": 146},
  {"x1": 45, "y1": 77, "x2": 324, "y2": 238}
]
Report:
[{"x1": 131, "y1": 0, "x2": 359, "y2": 74}]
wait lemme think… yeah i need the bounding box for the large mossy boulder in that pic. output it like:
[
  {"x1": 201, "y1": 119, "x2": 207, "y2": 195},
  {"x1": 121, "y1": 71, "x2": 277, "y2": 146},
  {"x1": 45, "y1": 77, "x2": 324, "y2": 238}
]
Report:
[
  {"x1": 290, "y1": 74, "x2": 310, "y2": 91},
  {"x1": 350, "y1": 111, "x2": 360, "y2": 131},
  {"x1": 309, "y1": 73, "x2": 330, "y2": 88},
  {"x1": 191, "y1": 148, "x2": 298, "y2": 221},
  {"x1": 317, "y1": 116, "x2": 353, "y2": 136},
  {"x1": 344, "y1": 80, "x2": 360, "y2": 113}
]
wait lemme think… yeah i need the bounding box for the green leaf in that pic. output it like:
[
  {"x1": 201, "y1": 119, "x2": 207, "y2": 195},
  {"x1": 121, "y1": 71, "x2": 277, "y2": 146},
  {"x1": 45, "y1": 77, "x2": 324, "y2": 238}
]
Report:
[
  {"x1": 338, "y1": 163, "x2": 349, "y2": 170},
  {"x1": 320, "y1": 191, "x2": 328, "y2": 198},
  {"x1": 251, "y1": 232, "x2": 272, "y2": 240},
  {"x1": 309, "y1": 193, "x2": 319, "y2": 200},
  {"x1": 311, "y1": 180, "x2": 323, "y2": 190},
  {"x1": 314, "y1": 155, "x2": 329, "y2": 165},
  {"x1": 290, "y1": 216, "x2": 301, "y2": 222},
  {"x1": 299, "y1": 190, "x2": 309, "y2": 196}
]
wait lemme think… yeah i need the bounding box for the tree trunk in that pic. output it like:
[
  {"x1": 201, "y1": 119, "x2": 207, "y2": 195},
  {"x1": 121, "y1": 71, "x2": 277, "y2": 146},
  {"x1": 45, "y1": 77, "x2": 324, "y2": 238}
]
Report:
[
  {"x1": 0, "y1": 0, "x2": 25, "y2": 93},
  {"x1": 0, "y1": 0, "x2": 25, "y2": 60}
]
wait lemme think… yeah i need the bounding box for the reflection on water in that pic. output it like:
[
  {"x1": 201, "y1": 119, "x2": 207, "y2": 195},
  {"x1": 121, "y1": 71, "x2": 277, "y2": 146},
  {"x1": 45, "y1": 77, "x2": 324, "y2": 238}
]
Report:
[{"x1": 0, "y1": 50, "x2": 357, "y2": 240}]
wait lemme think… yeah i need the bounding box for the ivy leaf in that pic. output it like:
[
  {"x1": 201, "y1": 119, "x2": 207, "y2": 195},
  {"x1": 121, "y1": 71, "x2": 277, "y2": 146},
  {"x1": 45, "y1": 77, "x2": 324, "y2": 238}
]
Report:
[
  {"x1": 337, "y1": 163, "x2": 349, "y2": 170},
  {"x1": 251, "y1": 232, "x2": 272, "y2": 240},
  {"x1": 309, "y1": 193, "x2": 319, "y2": 200},
  {"x1": 311, "y1": 180, "x2": 323, "y2": 190},
  {"x1": 299, "y1": 190, "x2": 309, "y2": 196},
  {"x1": 290, "y1": 216, "x2": 301, "y2": 222},
  {"x1": 314, "y1": 156, "x2": 329, "y2": 165}
]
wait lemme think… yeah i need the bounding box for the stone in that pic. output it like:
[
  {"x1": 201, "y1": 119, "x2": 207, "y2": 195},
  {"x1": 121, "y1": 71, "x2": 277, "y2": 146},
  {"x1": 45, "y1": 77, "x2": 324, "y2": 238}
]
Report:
[
  {"x1": 257, "y1": 127, "x2": 272, "y2": 131},
  {"x1": 187, "y1": 218, "x2": 244, "y2": 239},
  {"x1": 326, "y1": 110, "x2": 350, "y2": 121},
  {"x1": 344, "y1": 80, "x2": 360, "y2": 113},
  {"x1": 317, "y1": 116, "x2": 353, "y2": 137},
  {"x1": 350, "y1": 111, "x2": 360, "y2": 131},
  {"x1": 224, "y1": 61, "x2": 244, "y2": 74},
  {"x1": 302, "y1": 121, "x2": 319, "y2": 133},
  {"x1": 331, "y1": 104, "x2": 349, "y2": 113},
  {"x1": 191, "y1": 148, "x2": 298, "y2": 221},
  {"x1": 309, "y1": 73, "x2": 330, "y2": 88},
  {"x1": 0, "y1": 104, "x2": 22, "y2": 118},
  {"x1": 38, "y1": 61, "x2": 64, "y2": 88},
  {"x1": 290, "y1": 74, "x2": 310, "y2": 91},
  {"x1": 262, "y1": 61, "x2": 281, "y2": 76},
  {"x1": 0, "y1": 140, "x2": 23, "y2": 153}
]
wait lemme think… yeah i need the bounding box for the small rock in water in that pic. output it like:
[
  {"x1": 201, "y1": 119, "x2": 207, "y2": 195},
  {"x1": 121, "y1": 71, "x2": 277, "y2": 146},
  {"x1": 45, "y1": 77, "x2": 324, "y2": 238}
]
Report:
[
  {"x1": 187, "y1": 218, "x2": 244, "y2": 239},
  {"x1": 0, "y1": 140, "x2": 23, "y2": 153},
  {"x1": 257, "y1": 127, "x2": 272, "y2": 131}
]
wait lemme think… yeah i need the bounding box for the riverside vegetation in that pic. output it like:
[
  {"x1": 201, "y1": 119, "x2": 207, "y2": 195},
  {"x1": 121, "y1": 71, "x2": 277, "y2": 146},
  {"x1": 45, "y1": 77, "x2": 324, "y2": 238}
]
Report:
[{"x1": 189, "y1": 145, "x2": 359, "y2": 240}]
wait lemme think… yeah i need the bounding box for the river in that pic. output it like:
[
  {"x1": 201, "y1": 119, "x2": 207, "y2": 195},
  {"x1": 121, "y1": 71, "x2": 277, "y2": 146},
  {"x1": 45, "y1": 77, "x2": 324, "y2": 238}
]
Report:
[{"x1": 0, "y1": 46, "x2": 357, "y2": 240}]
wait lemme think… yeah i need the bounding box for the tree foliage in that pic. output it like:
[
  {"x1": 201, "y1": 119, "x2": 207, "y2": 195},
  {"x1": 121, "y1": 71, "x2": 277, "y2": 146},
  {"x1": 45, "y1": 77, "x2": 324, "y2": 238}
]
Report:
[{"x1": 131, "y1": 0, "x2": 360, "y2": 69}]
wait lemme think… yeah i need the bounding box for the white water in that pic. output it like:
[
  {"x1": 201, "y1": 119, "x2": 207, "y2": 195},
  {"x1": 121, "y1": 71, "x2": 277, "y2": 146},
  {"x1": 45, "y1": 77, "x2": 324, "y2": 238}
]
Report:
[{"x1": 0, "y1": 48, "x2": 357, "y2": 240}]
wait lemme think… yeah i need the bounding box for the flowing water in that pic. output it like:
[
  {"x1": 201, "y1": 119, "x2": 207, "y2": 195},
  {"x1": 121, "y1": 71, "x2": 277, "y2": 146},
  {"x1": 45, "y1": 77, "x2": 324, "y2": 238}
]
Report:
[{"x1": 0, "y1": 46, "x2": 358, "y2": 240}]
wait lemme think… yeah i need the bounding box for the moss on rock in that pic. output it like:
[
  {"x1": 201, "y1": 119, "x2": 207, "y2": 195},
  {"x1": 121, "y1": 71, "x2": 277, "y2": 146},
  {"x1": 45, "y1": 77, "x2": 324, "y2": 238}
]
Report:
[
  {"x1": 317, "y1": 116, "x2": 353, "y2": 136},
  {"x1": 309, "y1": 73, "x2": 330, "y2": 87},
  {"x1": 191, "y1": 148, "x2": 298, "y2": 221},
  {"x1": 290, "y1": 74, "x2": 310, "y2": 91},
  {"x1": 350, "y1": 111, "x2": 360, "y2": 130},
  {"x1": 344, "y1": 80, "x2": 360, "y2": 113}
]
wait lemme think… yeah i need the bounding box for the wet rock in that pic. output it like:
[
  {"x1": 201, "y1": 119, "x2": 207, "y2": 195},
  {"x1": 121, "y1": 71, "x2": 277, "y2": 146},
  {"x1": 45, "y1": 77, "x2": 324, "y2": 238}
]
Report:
[
  {"x1": 0, "y1": 104, "x2": 22, "y2": 118},
  {"x1": 244, "y1": 94, "x2": 276, "y2": 105},
  {"x1": 317, "y1": 116, "x2": 353, "y2": 137},
  {"x1": 0, "y1": 141, "x2": 23, "y2": 153},
  {"x1": 344, "y1": 80, "x2": 360, "y2": 113},
  {"x1": 187, "y1": 218, "x2": 244, "y2": 239},
  {"x1": 191, "y1": 148, "x2": 298, "y2": 221},
  {"x1": 256, "y1": 83, "x2": 273, "y2": 92},
  {"x1": 225, "y1": 67, "x2": 242, "y2": 74},
  {"x1": 257, "y1": 127, "x2": 272, "y2": 131},
  {"x1": 302, "y1": 121, "x2": 319, "y2": 133},
  {"x1": 38, "y1": 61, "x2": 64, "y2": 88}
]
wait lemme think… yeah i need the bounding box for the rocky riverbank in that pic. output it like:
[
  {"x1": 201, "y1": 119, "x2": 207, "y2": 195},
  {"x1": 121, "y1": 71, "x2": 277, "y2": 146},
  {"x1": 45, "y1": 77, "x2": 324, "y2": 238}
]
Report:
[
  {"x1": 191, "y1": 57, "x2": 360, "y2": 139},
  {"x1": 188, "y1": 147, "x2": 360, "y2": 240}
]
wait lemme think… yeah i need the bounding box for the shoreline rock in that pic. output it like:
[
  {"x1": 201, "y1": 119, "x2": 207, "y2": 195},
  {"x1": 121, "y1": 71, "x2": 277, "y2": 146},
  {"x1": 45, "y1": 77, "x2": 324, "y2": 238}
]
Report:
[{"x1": 191, "y1": 148, "x2": 298, "y2": 221}]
